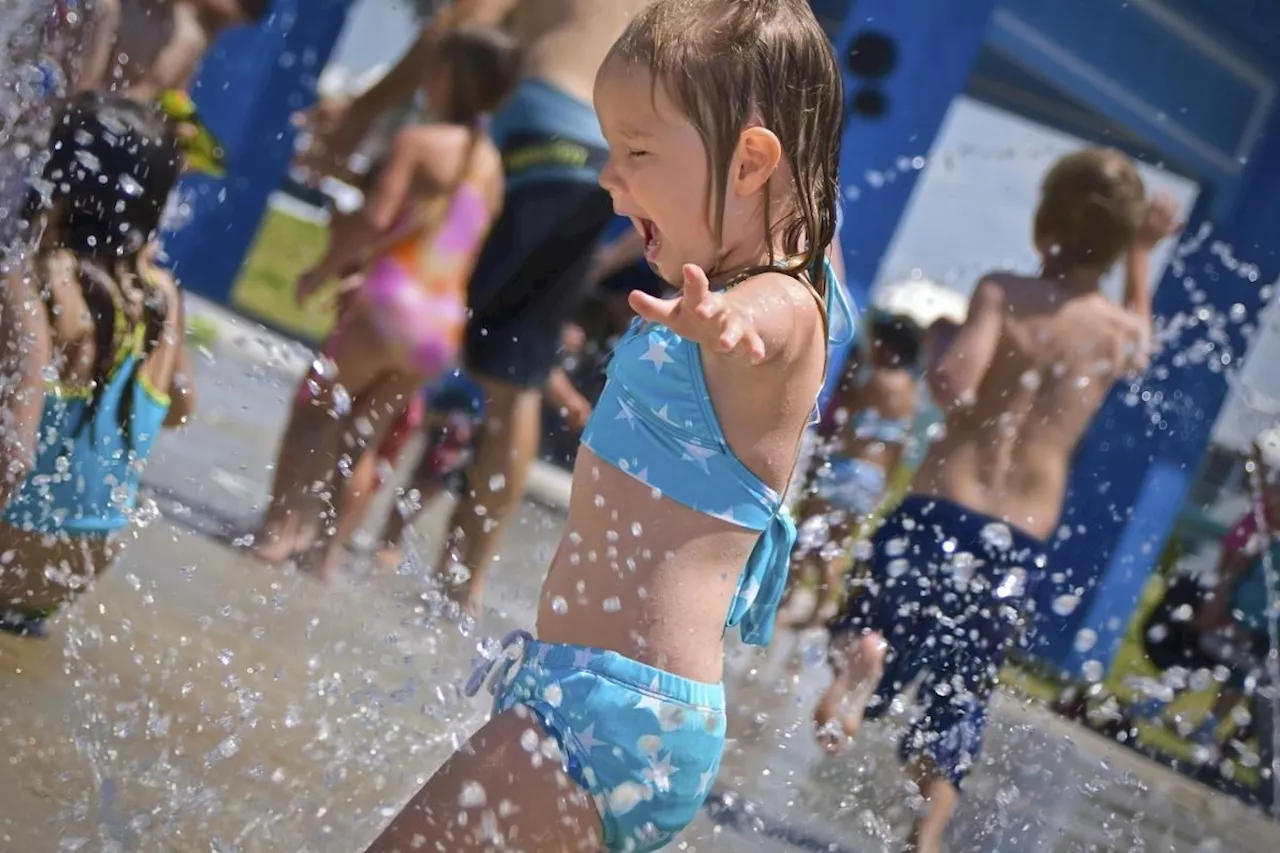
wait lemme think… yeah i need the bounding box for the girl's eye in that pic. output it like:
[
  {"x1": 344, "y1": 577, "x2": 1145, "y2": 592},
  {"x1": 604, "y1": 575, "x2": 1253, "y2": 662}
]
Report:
[{"x1": 628, "y1": 149, "x2": 649, "y2": 159}]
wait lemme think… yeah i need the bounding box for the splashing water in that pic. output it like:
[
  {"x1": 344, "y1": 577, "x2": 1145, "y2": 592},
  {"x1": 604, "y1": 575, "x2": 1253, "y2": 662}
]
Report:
[{"x1": 1244, "y1": 454, "x2": 1280, "y2": 818}]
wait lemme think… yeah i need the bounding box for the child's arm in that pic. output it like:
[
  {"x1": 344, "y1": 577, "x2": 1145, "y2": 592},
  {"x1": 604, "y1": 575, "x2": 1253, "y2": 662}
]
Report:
[
  {"x1": 926, "y1": 279, "x2": 1005, "y2": 410},
  {"x1": 628, "y1": 265, "x2": 821, "y2": 365},
  {"x1": 546, "y1": 368, "x2": 593, "y2": 432},
  {"x1": 296, "y1": 127, "x2": 444, "y2": 304},
  {"x1": 293, "y1": 0, "x2": 517, "y2": 177},
  {"x1": 165, "y1": 289, "x2": 196, "y2": 428},
  {"x1": 0, "y1": 269, "x2": 52, "y2": 508},
  {"x1": 1124, "y1": 194, "x2": 1182, "y2": 324},
  {"x1": 72, "y1": 0, "x2": 121, "y2": 93}
]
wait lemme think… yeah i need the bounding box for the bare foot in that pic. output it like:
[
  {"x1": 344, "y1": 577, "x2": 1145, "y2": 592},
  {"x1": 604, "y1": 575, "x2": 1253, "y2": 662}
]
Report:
[
  {"x1": 297, "y1": 542, "x2": 343, "y2": 585},
  {"x1": 375, "y1": 546, "x2": 404, "y2": 571},
  {"x1": 437, "y1": 562, "x2": 484, "y2": 621},
  {"x1": 252, "y1": 518, "x2": 317, "y2": 567},
  {"x1": 814, "y1": 633, "x2": 886, "y2": 752}
]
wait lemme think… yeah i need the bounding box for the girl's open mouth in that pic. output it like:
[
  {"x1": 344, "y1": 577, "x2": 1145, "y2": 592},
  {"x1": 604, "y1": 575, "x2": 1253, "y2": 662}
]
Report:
[{"x1": 635, "y1": 217, "x2": 662, "y2": 262}]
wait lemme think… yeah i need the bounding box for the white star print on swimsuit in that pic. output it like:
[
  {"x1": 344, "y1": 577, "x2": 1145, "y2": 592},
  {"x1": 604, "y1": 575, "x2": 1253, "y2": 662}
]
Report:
[{"x1": 469, "y1": 631, "x2": 728, "y2": 853}]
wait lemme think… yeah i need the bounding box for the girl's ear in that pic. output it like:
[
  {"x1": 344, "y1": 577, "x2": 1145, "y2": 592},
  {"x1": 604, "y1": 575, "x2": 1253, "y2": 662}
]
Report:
[{"x1": 730, "y1": 126, "x2": 782, "y2": 197}]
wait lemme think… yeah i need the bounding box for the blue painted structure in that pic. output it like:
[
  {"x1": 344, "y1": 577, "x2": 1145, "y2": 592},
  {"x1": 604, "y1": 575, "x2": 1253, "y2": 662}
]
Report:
[
  {"x1": 167, "y1": 0, "x2": 1280, "y2": 680},
  {"x1": 161, "y1": 0, "x2": 353, "y2": 302},
  {"x1": 823, "y1": 0, "x2": 1280, "y2": 679}
]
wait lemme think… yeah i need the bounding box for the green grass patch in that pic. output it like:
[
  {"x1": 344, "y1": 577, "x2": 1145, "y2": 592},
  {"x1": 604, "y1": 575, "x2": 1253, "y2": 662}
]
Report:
[
  {"x1": 230, "y1": 209, "x2": 334, "y2": 343},
  {"x1": 185, "y1": 314, "x2": 219, "y2": 349}
]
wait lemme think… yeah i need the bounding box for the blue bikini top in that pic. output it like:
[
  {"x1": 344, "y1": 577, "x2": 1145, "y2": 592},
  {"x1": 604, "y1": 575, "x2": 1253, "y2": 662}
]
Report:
[{"x1": 581, "y1": 258, "x2": 857, "y2": 646}]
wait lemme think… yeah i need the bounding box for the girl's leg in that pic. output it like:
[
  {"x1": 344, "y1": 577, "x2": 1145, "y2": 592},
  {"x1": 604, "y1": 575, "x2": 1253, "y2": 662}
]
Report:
[
  {"x1": 321, "y1": 395, "x2": 424, "y2": 573},
  {"x1": 364, "y1": 707, "x2": 604, "y2": 853},
  {"x1": 257, "y1": 305, "x2": 401, "y2": 567},
  {"x1": 255, "y1": 307, "x2": 370, "y2": 565},
  {"x1": 439, "y1": 377, "x2": 542, "y2": 618},
  {"x1": 376, "y1": 440, "x2": 452, "y2": 568},
  {"x1": 299, "y1": 371, "x2": 424, "y2": 582},
  {"x1": 813, "y1": 514, "x2": 859, "y2": 626}
]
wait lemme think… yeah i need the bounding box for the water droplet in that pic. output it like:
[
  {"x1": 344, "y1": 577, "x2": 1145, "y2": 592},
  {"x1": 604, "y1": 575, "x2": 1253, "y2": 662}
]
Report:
[
  {"x1": 1228, "y1": 303, "x2": 1247, "y2": 323},
  {"x1": 551, "y1": 596, "x2": 568, "y2": 615},
  {"x1": 488, "y1": 474, "x2": 506, "y2": 492},
  {"x1": 602, "y1": 597, "x2": 621, "y2": 613},
  {"x1": 884, "y1": 537, "x2": 908, "y2": 557},
  {"x1": 1073, "y1": 628, "x2": 1098, "y2": 653},
  {"x1": 458, "y1": 781, "x2": 487, "y2": 808},
  {"x1": 1019, "y1": 370, "x2": 1041, "y2": 391},
  {"x1": 1052, "y1": 595, "x2": 1081, "y2": 616},
  {"x1": 1081, "y1": 660, "x2": 1104, "y2": 682},
  {"x1": 630, "y1": 522, "x2": 643, "y2": 537},
  {"x1": 980, "y1": 522, "x2": 1013, "y2": 552},
  {"x1": 886, "y1": 558, "x2": 909, "y2": 578}
]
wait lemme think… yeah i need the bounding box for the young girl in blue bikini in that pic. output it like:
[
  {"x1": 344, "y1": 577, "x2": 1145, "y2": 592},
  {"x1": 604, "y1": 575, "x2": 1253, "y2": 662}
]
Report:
[{"x1": 366, "y1": 1, "x2": 853, "y2": 850}]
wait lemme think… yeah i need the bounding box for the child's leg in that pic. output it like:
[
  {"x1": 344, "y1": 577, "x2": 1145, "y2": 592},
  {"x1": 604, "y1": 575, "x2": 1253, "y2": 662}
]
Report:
[
  {"x1": 255, "y1": 310, "x2": 372, "y2": 564},
  {"x1": 298, "y1": 372, "x2": 423, "y2": 582},
  {"x1": 322, "y1": 395, "x2": 424, "y2": 569},
  {"x1": 438, "y1": 376, "x2": 542, "y2": 617},
  {"x1": 375, "y1": 427, "x2": 455, "y2": 567},
  {"x1": 363, "y1": 707, "x2": 603, "y2": 852},
  {"x1": 903, "y1": 758, "x2": 960, "y2": 853},
  {"x1": 814, "y1": 629, "x2": 887, "y2": 750}
]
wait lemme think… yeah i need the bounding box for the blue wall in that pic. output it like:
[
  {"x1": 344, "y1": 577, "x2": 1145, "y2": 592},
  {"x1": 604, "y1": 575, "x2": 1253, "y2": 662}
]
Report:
[
  {"x1": 820, "y1": 0, "x2": 999, "y2": 410},
  {"x1": 161, "y1": 0, "x2": 353, "y2": 302}
]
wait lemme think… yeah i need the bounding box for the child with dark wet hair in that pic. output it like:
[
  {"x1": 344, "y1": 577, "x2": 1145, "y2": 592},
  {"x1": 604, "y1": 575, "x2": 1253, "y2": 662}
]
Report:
[
  {"x1": 814, "y1": 147, "x2": 1181, "y2": 853},
  {"x1": 365, "y1": 2, "x2": 855, "y2": 851},
  {"x1": 0, "y1": 92, "x2": 195, "y2": 637}
]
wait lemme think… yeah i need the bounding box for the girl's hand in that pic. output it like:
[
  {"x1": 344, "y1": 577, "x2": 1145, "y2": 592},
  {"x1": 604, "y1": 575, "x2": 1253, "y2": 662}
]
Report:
[
  {"x1": 295, "y1": 267, "x2": 329, "y2": 307},
  {"x1": 628, "y1": 264, "x2": 767, "y2": 363},
  {"x1": 327, "y1": 273, "x2": 364, "y2": 315}
]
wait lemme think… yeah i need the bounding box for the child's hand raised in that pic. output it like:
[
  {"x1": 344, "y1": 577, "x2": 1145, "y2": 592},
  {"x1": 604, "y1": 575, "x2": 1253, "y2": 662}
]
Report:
[
  {"x1": 1135, "y1": 193, "x2": 1183, "y2": 250},
  {"x1": 628, "y1": 264, "x2": 767, "y2": 364}
]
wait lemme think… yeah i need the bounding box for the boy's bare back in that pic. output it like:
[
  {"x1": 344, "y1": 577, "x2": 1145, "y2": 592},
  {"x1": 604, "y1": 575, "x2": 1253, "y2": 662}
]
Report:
[{"x1": 914, "y1": 273, "x2": 1148, "y2": 539}]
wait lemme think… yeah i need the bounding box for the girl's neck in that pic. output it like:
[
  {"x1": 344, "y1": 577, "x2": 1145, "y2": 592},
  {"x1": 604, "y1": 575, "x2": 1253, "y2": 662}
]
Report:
[{"x1": 707, "y1": 234, "x2": 792, "y2": 289}]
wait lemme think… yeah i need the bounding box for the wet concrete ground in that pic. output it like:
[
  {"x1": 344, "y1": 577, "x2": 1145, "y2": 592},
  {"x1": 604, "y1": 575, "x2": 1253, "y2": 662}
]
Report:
[{"x1": 1, "y1": 302, "x2": 1278, "y2": 852}]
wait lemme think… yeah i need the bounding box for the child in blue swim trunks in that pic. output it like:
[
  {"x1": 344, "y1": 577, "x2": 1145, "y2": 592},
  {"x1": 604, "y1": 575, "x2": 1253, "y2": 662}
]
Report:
[
  {"x1": 364, "y1": 1, "x2": 854, "y2": 850},
  {"x1": 815, "y1": 152, "x2": 1182, "y2": 853}
]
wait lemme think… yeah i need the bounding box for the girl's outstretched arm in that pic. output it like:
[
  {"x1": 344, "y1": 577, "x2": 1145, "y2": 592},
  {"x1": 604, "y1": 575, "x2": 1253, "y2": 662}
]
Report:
[{"x1": 0, "y1": 269, "x2": 52, "y2": 508}]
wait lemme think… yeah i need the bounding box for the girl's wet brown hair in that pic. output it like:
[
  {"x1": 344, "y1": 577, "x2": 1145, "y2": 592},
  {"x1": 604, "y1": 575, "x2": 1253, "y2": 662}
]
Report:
[
  {"x1": 432, "y1": 27, "x2": 523, "y2": 126},
  {"x1": 607, "y1": 0, "x2": 844, "y2": 302},
  {"x1": 1035, "y1": 148, "x2": 1146, "y2": 273}
]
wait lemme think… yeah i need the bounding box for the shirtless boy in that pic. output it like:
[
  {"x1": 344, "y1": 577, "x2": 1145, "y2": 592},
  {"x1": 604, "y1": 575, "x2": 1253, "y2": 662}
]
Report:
[
  {"x1": 296, "y1": 0, "x2": 654, "y2": 617},
  {"x1": 814, "y1": 149, "x2": 1181, "y2": 853}
]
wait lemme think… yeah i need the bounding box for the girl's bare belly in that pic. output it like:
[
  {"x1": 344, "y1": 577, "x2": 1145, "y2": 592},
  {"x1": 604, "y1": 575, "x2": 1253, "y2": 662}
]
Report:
[
  {"x1": 0, "y1": 523, "x2": 116, "y2": 611},
  {"x1": 535, "y1": 448, "x2": 758, "y2": 684}
]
